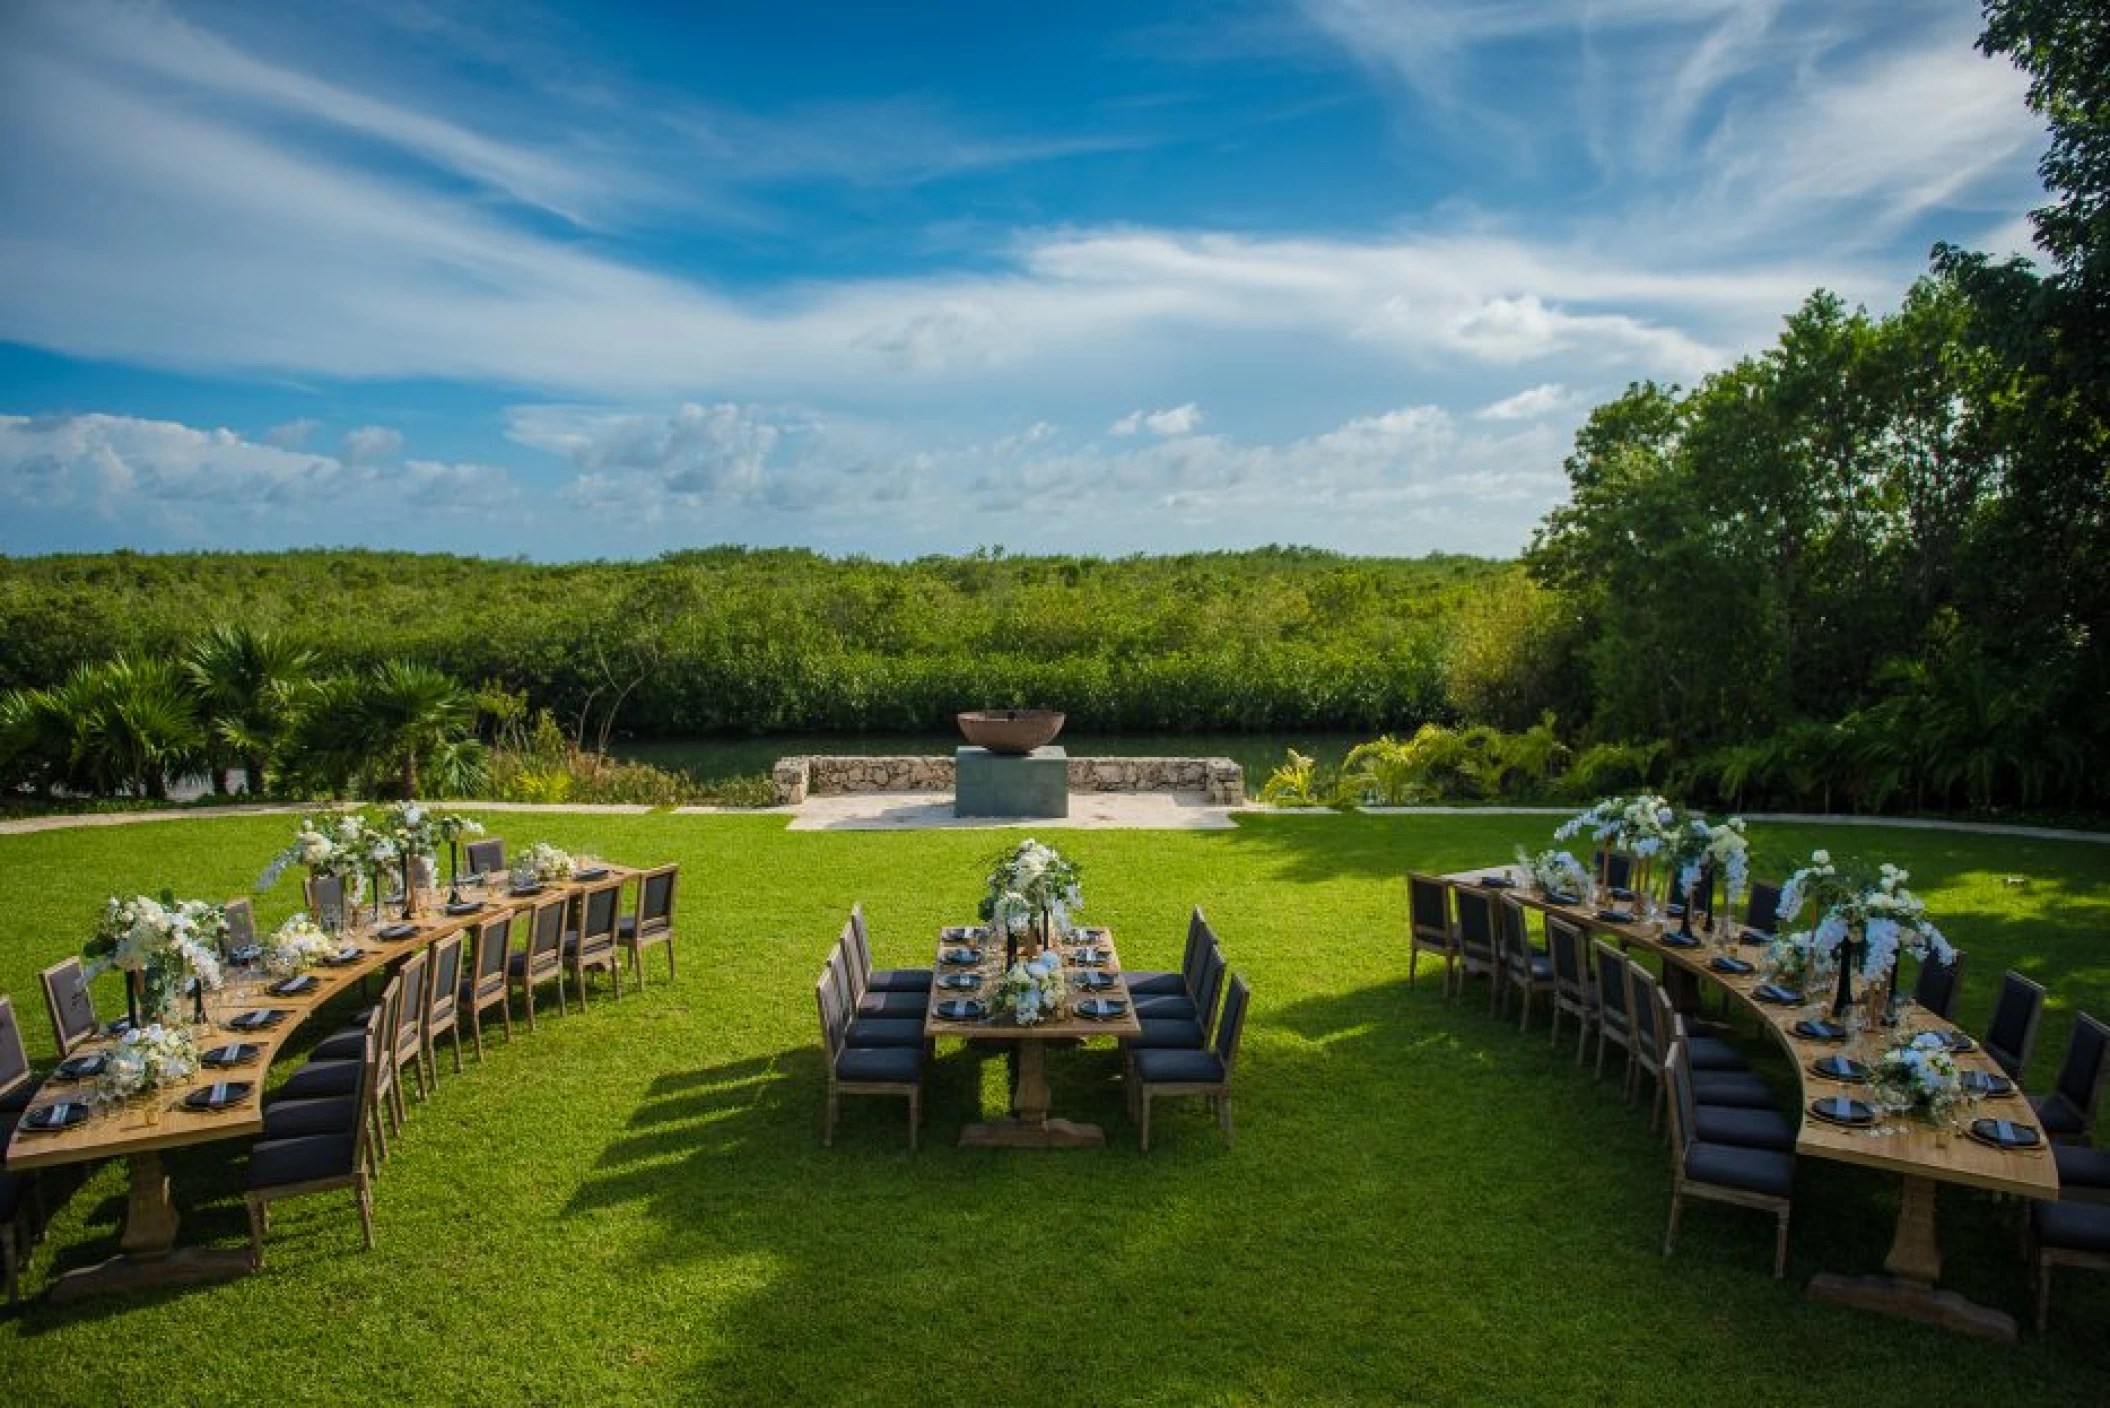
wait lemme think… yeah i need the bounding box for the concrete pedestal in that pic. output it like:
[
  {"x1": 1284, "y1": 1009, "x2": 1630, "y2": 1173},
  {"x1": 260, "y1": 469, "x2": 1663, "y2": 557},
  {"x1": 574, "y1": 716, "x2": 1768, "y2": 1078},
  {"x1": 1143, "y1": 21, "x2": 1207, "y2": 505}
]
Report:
[{"x1": 955, "y1": 746, "x2": 1069, "y2": 818}]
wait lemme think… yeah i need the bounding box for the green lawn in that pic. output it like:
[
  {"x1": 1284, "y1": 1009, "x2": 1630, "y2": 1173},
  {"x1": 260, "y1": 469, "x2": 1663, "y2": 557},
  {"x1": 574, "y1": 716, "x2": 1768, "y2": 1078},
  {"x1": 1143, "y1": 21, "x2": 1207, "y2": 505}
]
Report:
[{"x1": 2, "y1": 811, "x2": 2107, "y2": 1406}]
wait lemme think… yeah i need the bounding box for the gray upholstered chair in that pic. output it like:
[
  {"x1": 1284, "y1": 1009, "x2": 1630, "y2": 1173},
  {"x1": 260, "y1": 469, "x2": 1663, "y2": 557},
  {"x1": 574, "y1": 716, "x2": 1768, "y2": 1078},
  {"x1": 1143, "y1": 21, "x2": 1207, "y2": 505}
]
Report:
[
  {"x1": 460, "y1": 913, "x2": 514, "y2": 1060},
  {"x1": 1984, "y1": 970, "x2": 2047, "y2": 1080},
  {"x1": 1406, "y1": 874, "x2": 1455, "y2": 994},
  {"x1": 305, "y1": 872, "x2": 349, "y2": 932},
  {"x1": 508, "y1": 895, "x2": 569, "y2": 1029},
  {"x1": 562, "y1": 878, "x2": 626, "y2": 1008},
  {"x1": 618, "y1": 864, "x2": 679, "y2": 986},
  {"x1": 1672, "y1": 1017, "x2": 1792, "y2": 1151},
  {"x1": 39, "y1": 956, "x2": 101, "y2": 1057},
  {"x1": 816, "y1": 966, "x2": 921, "y2": 1151},
  {"x1": 1129, "y1": 909, "x2": 1215, "y2": 1020},
  {"x1": 464, "y1": 836, "x2": 505, "y2": 876},
  {"x1": 1663, "y1": 1041, "x2": 1795, "y2": 1278},
  {"x1": 0, "y1": 996, "x2": 39, "y2": 1302},
  {"x1": 1451, "y1": 887, "x2": 1501, "y2": 1011},
  {"x1": 1742, "y1": 881, "x2": 1783, "y2": 940},
  {"x1": 1132, "y1": 974, "x2": 1250, "y2": 1153},
  {"x1": 824, "y1": 946, "x2": 925, "y2": 1049},
  {"x1": 1546, "y1": 916, "x2": 1596, "y2": 1061},
  {"x1": 391, "y1": 948, "x2": 431, "y2": 1111},
  {"x1": 835, "y1": 922, "x2": 926, "y2": 1019},
  {"x1": 245, "y1": 1005, "x2": 383, "y2": 1266},
  {"x1": 1498, "y1": 896, "x2": 1554, "y2": 1032},
  {"x1": 222, "y1": 897, "x2": 259, "y2": 960},
  {"x1": 422, "y1": 931, "x2": 466, "y2": 1082},
  {"x1": 1123, "y1": 944, "x2": 1225, "y2": 1052},
  {"x1": 1592, "y1": 939, "x2": 1635, "y2": 1084},
  {"x1": 2032, "y1": 1012, "x2": 2109, "y2": 1144},
  {"x1": 848, "y1": 902, "x2": 930, "y2": 995},
  {"x1": 2029, "y1": 1191, "x2": 2110, "y2": 1330}
]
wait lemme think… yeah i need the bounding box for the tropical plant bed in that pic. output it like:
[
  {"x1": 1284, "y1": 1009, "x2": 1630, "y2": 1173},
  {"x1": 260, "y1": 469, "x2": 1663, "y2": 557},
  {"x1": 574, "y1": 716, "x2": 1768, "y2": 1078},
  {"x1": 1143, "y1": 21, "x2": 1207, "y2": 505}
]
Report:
[{"x1": 0, "y1": 812, "x2": 2105, "y2": 1404}]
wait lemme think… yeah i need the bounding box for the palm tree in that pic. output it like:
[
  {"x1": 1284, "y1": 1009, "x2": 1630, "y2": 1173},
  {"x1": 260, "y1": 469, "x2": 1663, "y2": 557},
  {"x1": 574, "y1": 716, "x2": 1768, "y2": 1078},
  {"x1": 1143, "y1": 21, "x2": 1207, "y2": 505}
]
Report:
[
  {"x1": 184, "y1": 623, "x2": 315, "y2": 795},
  {"x1": 68, "y1": 655, "x2": 204, "y2": 799},
  {"x1": 0, "y1": 684, "x2": 76, "y2": 797},
  {"x1": 348, "y1": 661, "x2": 485, "y2": 799}
]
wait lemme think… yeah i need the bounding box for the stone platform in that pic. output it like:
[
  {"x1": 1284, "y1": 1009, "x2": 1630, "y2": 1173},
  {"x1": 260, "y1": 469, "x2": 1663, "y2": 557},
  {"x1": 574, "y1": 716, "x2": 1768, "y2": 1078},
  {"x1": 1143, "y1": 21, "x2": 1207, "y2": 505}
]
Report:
[{"x1": 955, "y1": 745, "x2": 1067, "y2": 817}]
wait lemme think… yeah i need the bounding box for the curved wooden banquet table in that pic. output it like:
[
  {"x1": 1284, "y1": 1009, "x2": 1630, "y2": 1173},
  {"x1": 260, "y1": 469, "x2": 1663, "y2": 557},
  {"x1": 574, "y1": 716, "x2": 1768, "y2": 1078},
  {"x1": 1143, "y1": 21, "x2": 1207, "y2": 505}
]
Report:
[
  {"x1": 4, "y1": 866, "x2": 633, "y2": 1302},
  {"x1": 923, "y1": 924, "x2": 1142, "y2": 1149},
  {"x1": 1445, "y1": 864, "x2": 2058, "y2": 1343}
]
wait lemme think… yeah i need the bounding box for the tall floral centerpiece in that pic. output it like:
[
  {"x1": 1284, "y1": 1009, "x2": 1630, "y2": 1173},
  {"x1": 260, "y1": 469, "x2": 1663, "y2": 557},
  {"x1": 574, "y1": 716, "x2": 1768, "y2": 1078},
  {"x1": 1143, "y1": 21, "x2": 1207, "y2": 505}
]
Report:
[
  {"x1": 1659, "y1": 814, "x2": 1752, "y2": 938},
  {"x1": 432, "y1": 810, "x2": 485, "y2": 903},
  {"x1": 1776, "y1": 851, "x2": 1954, "y2": 1020},
  {"x1": 978, "y1": 838, "x2": 1083, "y2": 968},
  {"x1": 85, "y1": 893, "x2": 227, "y2": 1027},
  {"x1": 1555, "y1": 795, "x2": 1677, "y2": 905},
  {"x1": 992, "y1": 950, "x2": 1069, "y2": 1026},
  {"x1": 256, "y1": 812, "x2": 373, "y2": 926},
  {"x1": 383, "y1": 802, "x2": 438, "y2": 919}
]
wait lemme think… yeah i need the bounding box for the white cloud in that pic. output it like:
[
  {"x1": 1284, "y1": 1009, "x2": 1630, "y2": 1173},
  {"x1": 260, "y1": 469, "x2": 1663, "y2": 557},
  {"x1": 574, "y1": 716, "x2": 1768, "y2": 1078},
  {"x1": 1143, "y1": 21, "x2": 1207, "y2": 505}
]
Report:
[
  {"x1": 264, "y1": 417, "x2": 319, "y2": 448},
  {"x1": 1475, "y1": 384, "x2": 1573, "y2": 421},
  {"x1": 342, "y1": 425, "x2": 404, "y2": 464},
  {"x1": 1109, "y1": 403, "x2": 1203, "y2": 437}
]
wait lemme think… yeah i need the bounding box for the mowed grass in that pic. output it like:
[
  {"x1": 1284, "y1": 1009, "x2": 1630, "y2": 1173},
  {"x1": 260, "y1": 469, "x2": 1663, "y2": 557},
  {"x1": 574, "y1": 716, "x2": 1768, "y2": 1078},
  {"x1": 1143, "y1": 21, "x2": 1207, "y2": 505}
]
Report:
[{"x1": 1, "y1": 811, "x2": 2107, "y2": 1406}]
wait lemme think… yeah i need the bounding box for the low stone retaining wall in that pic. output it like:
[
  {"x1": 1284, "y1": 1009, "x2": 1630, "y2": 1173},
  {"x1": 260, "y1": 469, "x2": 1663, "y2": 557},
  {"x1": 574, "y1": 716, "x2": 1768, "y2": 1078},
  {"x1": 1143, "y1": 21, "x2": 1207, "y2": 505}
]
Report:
[{"x1": 771, "y1": 754, "x2": 1244, "y2": 807}]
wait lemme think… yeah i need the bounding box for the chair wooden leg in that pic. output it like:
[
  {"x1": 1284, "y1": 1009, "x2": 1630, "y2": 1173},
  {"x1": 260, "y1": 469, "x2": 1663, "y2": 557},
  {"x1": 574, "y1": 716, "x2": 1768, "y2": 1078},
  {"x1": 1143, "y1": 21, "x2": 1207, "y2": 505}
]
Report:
[
  {"x1": 2037, "y1": 1256, "x2": 2052, "y2": 1332},
  {"x1": 498, "y1": 996, "x2": 512, "y2": 1042},
  {"x1": 1773, "y1": 1210, "x2": 1789, "y2": 1279},
  {"x1": 247, "y1": 1195, "x2": 268, "y2": 1268},
  {"x1": 357, "y1": 1177, "x2": 375, "y2": 1251},
  {"x1": 1140, "y1": 1090, "x2": 1153, "y2": 1153},
  {"x1": 823, "y1": 1088, "x2": 838, "y2": 1147},
  {"x1": 470, "y1": 1009, "x2": 485, "y2": 1064},
  {"x1": 908, "y1": 1090, "x2": 920, "y2": 1153},
  {"x1": 1219, "y1": 1093, "x2": 1233, "y2": 1147},
  {"x1": 520, "y1": 981, "x2": 536, "y2": 1032},
  {"x1": 1663, "y1": 1191, "x2": 1683, "y2": 1256}
]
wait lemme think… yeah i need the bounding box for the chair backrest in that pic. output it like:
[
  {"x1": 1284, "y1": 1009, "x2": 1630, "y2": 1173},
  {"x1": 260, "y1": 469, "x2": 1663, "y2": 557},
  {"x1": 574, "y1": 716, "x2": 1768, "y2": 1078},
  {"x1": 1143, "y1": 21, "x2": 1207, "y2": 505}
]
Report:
[
  {"x1": 1213, "y1": 974, "x2": 1252, "y2": 1070},
  {"x1": 1499, "y1": 897, "x2": 1534, "y2": 968},
  {"x1": 465, "y1": 837, "x2": 505, "y2": 875},
  {"x1": 529, "y1": 895, "x2": 567, "y2": 964},
  {"x1": 1547, "y1": 917, "x2": 1586, "y2": 995},
  {"x1": 1595, "y1": 850, "x2": 1634, "y2": 890},
  {"x1": 837, "y1": 919, "x2": 869, "y2": 1000},
  {"x1": 0, "y1": 995, "x2": 31, "y2": 1101},
  {"x1": 815, "y1": 967, "x2": 846, "y2": 1059},
  {"x1": 395, "y1": 949, "x2": 430, "y2": 1051},
  {"x1": 1913, "y1": 949, "x2": 1965, "y2": 1021},
  {"x1": 1592, "y1": 940, "x2": 1630, "y2": 1026},
  {"x1": 1454, "y1": 889, "x2": 1496, "y2": 960},
  {"x1": 1745, "y1": 882, "x2": 1782, "y2": 936},
  {"x1": 1986, "y1": 970, "x2": 2047, "y2": 1074},
  {"x1": 223, "y1": 897, "x2": 258, "y2": 958},
  {"x1": 1184, "y1": 909, "x2": 1215, "y2": 987},
  {"x1": 372, "y1": 975, "x2": 403, "y2": 1104},
  {"x1": 826, "y1": 940, "x2": 859, "y2": 1015},
  {"x1": 1627, "y1": 964, "x2": 1662, "y2": 1063},
  {"x1": 578, "y1": 880, "x2": 622, "y2": 951},
  {"x1": 1406, "y1": 874, "x2": 1451, "y2": 946},
  {"x1": 351, "y1": 1002, "x2": 385, "y2": 1168},
  {"x1": 472, "y1": 913, "x2": 512, "y2": 990},
  {"x1": 426, "y1": 932, "x2": 464, "y2": 1024},
  {"x1": 307, "y1": 872, "x2": 347, "y2": 932},
  {"x1": 2053, "y1": 1012, "x2": 2110, "y2": 1123},
  {"x1": 1193, "y1": 944, "x2": 1228, "y2": 1040},
  {"x1": 40, "y1": 956, "x2": 97, "y2": 1056},
  {"x1": 635, "y1": 865, "x2": 678, "y2": 934},
  {"x1": 845, "y1": 909, "x2": 874, "y2": 981},
  {"x1": 1664, "y1": 1040, "x2": 1697, "y2": 1163}
]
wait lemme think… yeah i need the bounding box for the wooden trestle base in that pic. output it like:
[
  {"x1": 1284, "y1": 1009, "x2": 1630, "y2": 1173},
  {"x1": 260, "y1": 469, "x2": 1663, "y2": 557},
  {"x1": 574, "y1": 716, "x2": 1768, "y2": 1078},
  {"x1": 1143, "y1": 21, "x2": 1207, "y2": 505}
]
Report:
[
  {"x1": 45, "y1": 1150, "x2": 256, "y2": 1303},
  {"x1": 1806, "y1": 1273, "x2": 2018, "y2": 1344}
]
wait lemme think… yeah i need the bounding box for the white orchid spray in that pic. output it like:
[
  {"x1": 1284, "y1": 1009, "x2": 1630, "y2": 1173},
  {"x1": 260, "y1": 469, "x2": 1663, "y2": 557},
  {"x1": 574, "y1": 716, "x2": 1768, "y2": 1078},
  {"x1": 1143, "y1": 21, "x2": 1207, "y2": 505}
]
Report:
[
  {"x1": 1776, "y1": 850, "x2": 1954, "y2": 983},
  {"x1": 85, "y1": 893, "x2": 227, "y2": 1020}
]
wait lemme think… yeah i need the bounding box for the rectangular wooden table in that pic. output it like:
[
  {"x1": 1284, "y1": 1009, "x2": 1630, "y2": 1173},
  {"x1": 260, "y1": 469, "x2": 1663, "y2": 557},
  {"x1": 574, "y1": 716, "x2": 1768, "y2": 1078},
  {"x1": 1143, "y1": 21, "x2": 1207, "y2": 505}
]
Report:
[
  {"x1": 5, "y1": 865, "x2": 632, "y2": 1300},
  {"x1": 923, "y1": 924, "x2": 1142, "y2": 1149},
  {"x1": 1445, "y1": 864, "x2": 2058, "y2": 1342}
]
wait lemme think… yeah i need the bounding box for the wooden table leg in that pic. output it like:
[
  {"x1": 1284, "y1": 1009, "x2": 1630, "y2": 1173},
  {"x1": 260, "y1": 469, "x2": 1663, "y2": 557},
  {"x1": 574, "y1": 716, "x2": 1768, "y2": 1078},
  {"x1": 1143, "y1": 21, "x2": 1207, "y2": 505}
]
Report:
[
  {"x1": 1807, "y1": 1175, "x2": 2018, "y2": 1342},
  {"x1": 959, "y1": 1039, "x2": 1108, "y2": 1149},
  {"x1": 47, "y1": 1152, "x2": 254, "y2": 1303}
]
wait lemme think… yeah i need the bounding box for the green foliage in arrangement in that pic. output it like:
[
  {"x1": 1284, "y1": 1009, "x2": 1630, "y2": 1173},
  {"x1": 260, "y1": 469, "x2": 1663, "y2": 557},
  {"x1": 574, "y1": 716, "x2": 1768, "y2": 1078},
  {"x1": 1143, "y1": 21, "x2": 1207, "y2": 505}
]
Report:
[{"x1": 0, "y1": 812, "x2": 2105, "y2": 1404}]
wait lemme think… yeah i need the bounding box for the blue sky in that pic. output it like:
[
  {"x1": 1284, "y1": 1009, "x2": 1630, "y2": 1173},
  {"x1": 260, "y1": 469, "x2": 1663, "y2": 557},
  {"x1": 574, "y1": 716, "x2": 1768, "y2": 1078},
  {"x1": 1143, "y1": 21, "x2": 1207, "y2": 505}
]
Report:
[{"x1": 0, "y1": 0, "x2": 2047, "y2": 561}]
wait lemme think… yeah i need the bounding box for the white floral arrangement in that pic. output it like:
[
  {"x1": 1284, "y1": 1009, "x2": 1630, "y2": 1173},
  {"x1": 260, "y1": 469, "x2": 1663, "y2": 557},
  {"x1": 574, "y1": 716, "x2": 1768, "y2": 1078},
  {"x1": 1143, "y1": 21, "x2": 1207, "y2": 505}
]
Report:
[
  {"x1": 433, "y1": 811, "x2": 484, "y2": 845},
  {"x1": 1660, "y1": 813, "x2": 1753, "y2": 908},
  {"x1": 96, "y1": 1023, "x2": 201, "y2": 1101},
  {"x1": 1515, "y1": 846, "x2": 1590, "y2": 899},
  {"x1": 1765, "y1": 931, "x2": 1824, "y2": 988},
  {"x1": 1554, "y1": 794, "x2": 1678, "y2": 858},
  {"x1": 384, "y1": 801, "x2": 439, "y2": 861},
  {"x1": 257, "y1": 812, "x2": 373, "y2": 893},
  {"x1": 85, "y1": 893, "x2": 227, "y2": 1020},
  {"x1": 516, "y1": 842, "x2": 575, "y2": 883},
  {"x1": 1776, "y1": 850, "x2": 1954, "y2": 983},
  {"x1": 992, "y1": 950, "x2": 1069, "y2": 1026},
  {"x1": 262, "y1": 914, "x2": 337, "y2": 978},
  {"x1": 979, "y1": 838, "x2": 1083, "y2": 945},
  {"x1": 1871, "y1": 1031, "x2": 1964, "y2": 1120}
]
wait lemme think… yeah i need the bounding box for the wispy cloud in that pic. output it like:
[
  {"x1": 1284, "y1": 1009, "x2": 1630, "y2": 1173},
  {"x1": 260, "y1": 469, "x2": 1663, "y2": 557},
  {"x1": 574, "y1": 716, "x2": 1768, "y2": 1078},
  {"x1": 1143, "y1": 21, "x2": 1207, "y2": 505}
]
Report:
[{"x1": 1110, "y1": 404, "x2": 1203, "y2": 437}]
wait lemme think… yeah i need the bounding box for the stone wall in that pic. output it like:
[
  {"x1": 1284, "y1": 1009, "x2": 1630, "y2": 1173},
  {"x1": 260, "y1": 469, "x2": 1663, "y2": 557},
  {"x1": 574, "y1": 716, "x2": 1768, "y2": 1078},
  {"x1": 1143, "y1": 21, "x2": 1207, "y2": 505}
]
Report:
[{"x1": 771, "y1": 754, "x2": 1244, "y2": 807}]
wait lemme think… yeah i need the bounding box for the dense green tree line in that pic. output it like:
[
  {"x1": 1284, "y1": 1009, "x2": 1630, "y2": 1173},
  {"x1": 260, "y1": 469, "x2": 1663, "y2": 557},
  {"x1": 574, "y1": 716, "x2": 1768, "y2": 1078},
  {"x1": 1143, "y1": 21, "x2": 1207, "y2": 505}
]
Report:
[{"x1": 0, "y1": 548, "x2": 1499, "y2": 745}]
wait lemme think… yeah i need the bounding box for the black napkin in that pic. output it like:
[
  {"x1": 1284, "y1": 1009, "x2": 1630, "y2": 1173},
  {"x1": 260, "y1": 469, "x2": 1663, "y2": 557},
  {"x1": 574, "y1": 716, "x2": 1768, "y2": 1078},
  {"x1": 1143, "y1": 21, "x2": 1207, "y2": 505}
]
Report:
[
  {"x1": 574, "y1": 867, "x2": 611, "y2": 881},
  {"x1": 1961, "y1": 1071, "x2": 2014, "y2": 1097},
  {"x1": 1075, "y1": 972, "x2": 1117, "y2": 991},
  {"x1": 268, "y1": 975, "x2": 318, "y2": 996},
  {"x1": 202, "y1": 1043, "x2": 258, "y2": 1067},
  {"x1": 378, "y1": 922, "x2": 419, "y2": 940},
  {"x1": 1710, "y1": 955, "x2": 1754, "y2": 974},
  {"x1": 55, "y1": 1052, "x2": 107, "y2": 1080},
  {"x1": 1971, "y1": 1118, "x2": 2040, "y2": 1148},
  {"x1": 1596, "y1": 909, "x2": 1636, "y2": 924},
  {"x1": 1660, "y1": 932, "x2": 1700, "y2": 948},
  {"x1": 1813, "y1": 1056, "x2": 1869, "y2": 1081},
  {"x1": 1548, "y1": 892, "x2": 1581, "y2": 906},
  {"x1": 183, "y1": 1081, "x2": 253, "y2": 1111},
  {"x1": 1756, "y1": 983, "x2": 1805, "y2": 1005},
  {"x1": 1478, "y1": 876, "x2": 1516, "y2": 889},
  {"x1": 938, "y1": 973, "x2": 982, "y2": 991},
  {"x1": 1078, "y1": 998, "x2": 1127, "y2": 1019},
  {"x1": 445, "y1": 901, "x2": 483, "y2": 916},
  {"x1": 1794, "y1": 1018, "x2": 1847, "y2": 1041},
  {"x1": 1810, "y1": 1097, "x2": 1874, "y2": 1125},
  {"x1": 940, "y1": 948, "x2": 982, "y2": 965},
  {"x1": 936, "y1": 999, "x2": 985, "y2": 1021}
]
